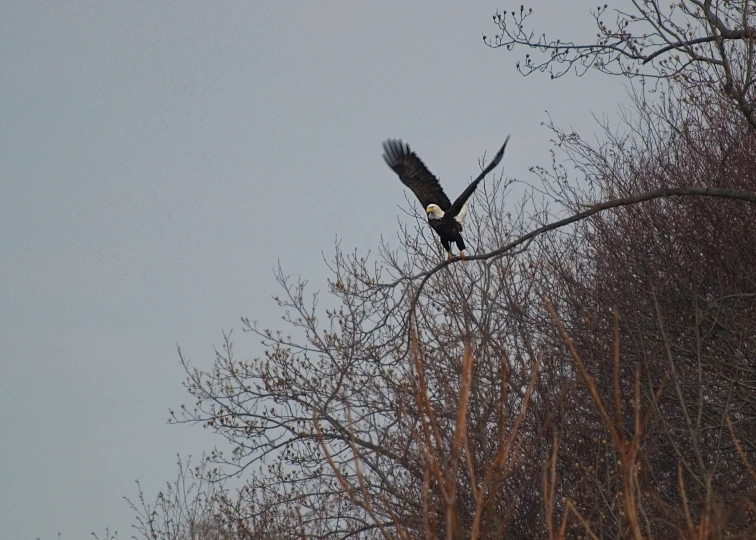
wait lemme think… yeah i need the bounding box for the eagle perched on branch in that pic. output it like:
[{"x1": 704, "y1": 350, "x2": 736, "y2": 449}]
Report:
[{"x1": 382, "y1": 136, "x2": 510, "y2": 260}]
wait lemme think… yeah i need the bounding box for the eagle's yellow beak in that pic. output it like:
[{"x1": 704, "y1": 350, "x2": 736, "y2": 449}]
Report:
[{"x1": 425, "y1": 207, "x2": 432, "y2": 214}]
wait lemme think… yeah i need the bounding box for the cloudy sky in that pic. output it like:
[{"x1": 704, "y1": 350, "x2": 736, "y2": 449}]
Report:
[{"x1": 1, "y1": 1, "x2": 626, "y2": 538}]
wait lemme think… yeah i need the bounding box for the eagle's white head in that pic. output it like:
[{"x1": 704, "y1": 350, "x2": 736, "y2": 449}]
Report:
[{"x1": 425, "y1": 204, "x2": 444, "y2": 220}]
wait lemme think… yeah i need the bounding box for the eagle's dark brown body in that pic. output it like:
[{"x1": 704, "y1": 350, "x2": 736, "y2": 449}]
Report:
[{"x1": 427, "y1": 211, "x2": 466, "y2": 255}]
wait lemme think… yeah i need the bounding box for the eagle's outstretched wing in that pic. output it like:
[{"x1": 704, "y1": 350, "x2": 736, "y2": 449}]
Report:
[
  {"x1": 382, "y1": 139, "x2": 452, "y2": 211},
  {"x1": 448, "y1": 135, "x2": 510, "y2": 218}
]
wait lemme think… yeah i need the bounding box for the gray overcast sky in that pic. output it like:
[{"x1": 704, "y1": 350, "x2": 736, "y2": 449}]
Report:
[{"x1": 1, "y1": 1, "x2": 626, "y2": 538}]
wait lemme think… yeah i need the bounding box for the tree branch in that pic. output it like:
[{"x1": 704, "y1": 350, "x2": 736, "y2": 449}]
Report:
[{"x1": 398, "y1": 186, "x2": 756, "y2": 335}]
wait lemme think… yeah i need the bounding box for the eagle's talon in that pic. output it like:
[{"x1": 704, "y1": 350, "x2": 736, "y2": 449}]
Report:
[{"x1": 459, "y1": 250, "x2": 466, "y2": 260}]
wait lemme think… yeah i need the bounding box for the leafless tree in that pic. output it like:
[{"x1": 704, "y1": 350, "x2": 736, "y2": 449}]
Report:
[
  {"x1": 126, "y1": 455, "x2": 233, "y2": 540},
  {"x1": 485, "y1": 1, "x2": 756, "y2": 128},
  {"x1": 166, "y1": 90, "x2": 756, "y2": 535},
  {"x1": 134, "y1": 14, "x2": 756, "y2": 537},
  {"x1": 525, "y1": 83, "x2": 756, "y2": 538},
  {"x1": 168, "y1": 169, "x2": 560, "y2": 538}
]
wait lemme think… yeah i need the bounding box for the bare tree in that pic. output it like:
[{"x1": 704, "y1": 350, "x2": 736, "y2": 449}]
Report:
[
  {"x1": 127, "y1": 455, "x2": 232, "y2": 540},
  {"x1": 166, "y1": 101, "x2": 756, "y2": 536},
  {"x1": 135, "y1": 13, "x2": 756, "y2": 536},
  {"x1": 485, "y1": 1, "x2": 756, "y2": 128},
  {"x1": 526, "y1": 83, "x2": 756, "y2": 538},
  {"x1": 169, "y1": 170, "x2": 560, "y2": 538}
]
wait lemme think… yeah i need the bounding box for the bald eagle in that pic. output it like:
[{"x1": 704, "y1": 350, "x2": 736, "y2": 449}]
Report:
[{"x1": 382, "y1": 136, "x2": 510, "y2": 260}]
